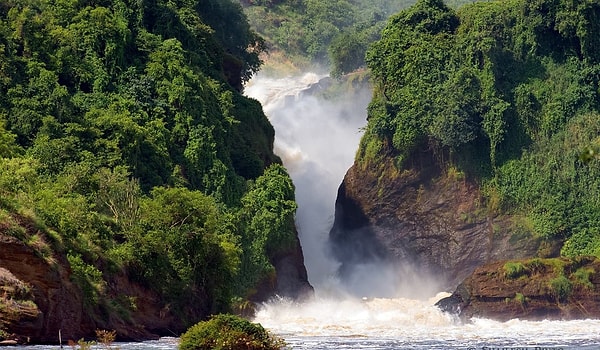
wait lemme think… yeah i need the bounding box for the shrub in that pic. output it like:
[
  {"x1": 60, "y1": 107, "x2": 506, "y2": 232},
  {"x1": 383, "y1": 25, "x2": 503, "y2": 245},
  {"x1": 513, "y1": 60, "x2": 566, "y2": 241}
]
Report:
[
  {"x1": 179, "y1": 314, "x2": 285, "y2": 350},
  {"x1": 503, "y1": 261, "x2": 528, "y2": 279},
  {"x1": 572, "y1": 267, "x2": 595, "y2": 289},
  {"x1": 514, "y1": 292, "x2": 526, "y2": 305},
  {"x1": 549, "y1": 275, "x2": 573, "y2": 302}
]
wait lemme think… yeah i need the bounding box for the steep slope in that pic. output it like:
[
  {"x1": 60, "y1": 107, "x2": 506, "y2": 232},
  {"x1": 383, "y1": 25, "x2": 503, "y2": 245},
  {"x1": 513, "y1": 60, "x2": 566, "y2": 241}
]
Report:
[
  {"x1": 330, "y1": 0, "x2": 600, "y2": 292},
  {"x1": 0, "y1": 0, "x2": 311, "y2": 343}
]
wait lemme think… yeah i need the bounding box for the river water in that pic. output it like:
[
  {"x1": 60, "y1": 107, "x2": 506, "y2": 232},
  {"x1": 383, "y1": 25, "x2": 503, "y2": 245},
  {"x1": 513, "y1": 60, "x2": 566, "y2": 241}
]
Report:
[{"x1": 6, "y1": 73, "x2": 600, "y2": 349}]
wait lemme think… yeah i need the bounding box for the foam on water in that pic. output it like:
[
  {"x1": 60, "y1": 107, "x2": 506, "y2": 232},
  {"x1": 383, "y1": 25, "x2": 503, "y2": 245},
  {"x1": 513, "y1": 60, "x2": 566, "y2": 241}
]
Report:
[{"x1": 254, "y1": 295, "x2": 600, "y2": 348}]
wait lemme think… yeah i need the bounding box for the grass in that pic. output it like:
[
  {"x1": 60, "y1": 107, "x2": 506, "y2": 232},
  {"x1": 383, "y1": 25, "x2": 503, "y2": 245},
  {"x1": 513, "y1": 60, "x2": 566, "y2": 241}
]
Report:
[
  {"x1": 572, "y1": 267, "x2": 595, "y2": 289},
  {"x1": 549, "y1": 275, "x2": 573, "y2": 302},
  {"x1": 503, "y1": 261, "x2": 529, "y2": 279}
]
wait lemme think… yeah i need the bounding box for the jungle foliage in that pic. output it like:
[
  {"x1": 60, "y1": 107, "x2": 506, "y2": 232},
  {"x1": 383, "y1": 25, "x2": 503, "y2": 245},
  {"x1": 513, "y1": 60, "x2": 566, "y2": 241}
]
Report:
[
  {"x1": 239, "y1": 0, "x2": 473, "y2": 76},
  {"x1": 0, "y1": 0, "x2": 298, "y2": 324},
  {"x1": 362, "y1": 0, "x2": 600, "y2": 257},
  {"x1": 179, "y1": 314, "x2": 285, "y2": 350}
]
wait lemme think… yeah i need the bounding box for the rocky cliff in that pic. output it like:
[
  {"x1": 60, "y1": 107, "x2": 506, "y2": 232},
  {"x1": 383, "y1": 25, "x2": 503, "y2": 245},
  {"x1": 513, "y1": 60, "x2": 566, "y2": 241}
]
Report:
[
  {"x1": 0, "y1": 224, "x2": 180, "y2": 343},
  {"x1": 329, "y1": 147, "x2": 548, "y2": 291},
  {"x1": 436, "y1": 257, "x2": 600, "y2": 321}
]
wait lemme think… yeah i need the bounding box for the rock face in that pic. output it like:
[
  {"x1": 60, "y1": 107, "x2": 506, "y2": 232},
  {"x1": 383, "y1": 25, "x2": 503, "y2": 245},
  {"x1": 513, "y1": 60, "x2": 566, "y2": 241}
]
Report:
[
  {"x1": 0, "y1": 232, "x2": 182, "y2": 343},
  {"x1": 271, "y1": 235, "x2": 314, "y2": 300},
  {"x1": 0, "y1": 234, "x2": 93, "y2": 343},
  {"x1": 436, "y1": 257, "x2": 600, "y2": 321},
  {"x1": 252, "y1": 234, "x2": 314, "y2": 303},
  {"x1": 329, "y1": 150, "x2": 544, "y2": 290}
]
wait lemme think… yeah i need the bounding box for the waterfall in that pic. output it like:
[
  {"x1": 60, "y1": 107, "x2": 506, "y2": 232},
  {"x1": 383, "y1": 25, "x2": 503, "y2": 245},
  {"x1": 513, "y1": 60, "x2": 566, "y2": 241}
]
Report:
[{"x1": 245, "y1": 72, "x2": 370, "y2": 290}]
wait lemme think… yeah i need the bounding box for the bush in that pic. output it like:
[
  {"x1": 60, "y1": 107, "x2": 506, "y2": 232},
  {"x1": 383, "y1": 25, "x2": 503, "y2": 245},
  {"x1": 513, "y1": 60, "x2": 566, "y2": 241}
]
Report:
[
  {"x1": 179, "y1": 314, "x2": 284, "y2": 350},
  {"x1": 514, "y1": 292, "x2": 526, "y2": 305},
  {"x1": 549, "y1": 275, "x2": 573, "y2": 302},
  {"x1": 572, "y1": 267, "x2": 595, "y2": 289},
  {"x1": 503, "y1": 261, "x2": 528, "y2": 279}
]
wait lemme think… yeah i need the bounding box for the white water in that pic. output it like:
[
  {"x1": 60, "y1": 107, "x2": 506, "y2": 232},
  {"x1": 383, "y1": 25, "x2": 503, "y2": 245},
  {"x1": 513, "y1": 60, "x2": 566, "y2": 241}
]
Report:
[
  {"x1": 244, "y1": 73, "x2": 600, "y2": 349},
  {"x1": 246, "y1": 72, "x2": 370, "y2": 288}
]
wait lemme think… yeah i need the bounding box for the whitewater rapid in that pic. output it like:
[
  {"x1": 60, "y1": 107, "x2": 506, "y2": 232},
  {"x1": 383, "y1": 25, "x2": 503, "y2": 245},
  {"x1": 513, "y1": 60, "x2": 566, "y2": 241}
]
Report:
[
  {"x1": 254, "y1": 296, "x2": 600, "y2": 349},
  {"x1": 244, "y1": 72, "x2": 600, "y2": 349}
]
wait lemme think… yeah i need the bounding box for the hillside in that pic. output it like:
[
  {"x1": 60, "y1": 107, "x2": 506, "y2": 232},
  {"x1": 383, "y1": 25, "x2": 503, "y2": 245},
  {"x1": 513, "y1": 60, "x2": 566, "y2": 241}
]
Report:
[
  {"x1": 330, "y1": 0, "x2": 600, "y2": 294},
  {"x1": 0, "y1": 0, "x2": 311, "y2": 343},
  {"x1": 238, "y1": 0, "x2": 473, "y2": 75}
]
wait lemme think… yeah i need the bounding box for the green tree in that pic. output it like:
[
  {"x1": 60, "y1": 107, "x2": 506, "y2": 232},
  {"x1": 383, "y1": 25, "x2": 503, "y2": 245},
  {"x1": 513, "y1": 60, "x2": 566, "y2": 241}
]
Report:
[{"x1": 235, "y1": 164, "x2": 297, "y2": 295}]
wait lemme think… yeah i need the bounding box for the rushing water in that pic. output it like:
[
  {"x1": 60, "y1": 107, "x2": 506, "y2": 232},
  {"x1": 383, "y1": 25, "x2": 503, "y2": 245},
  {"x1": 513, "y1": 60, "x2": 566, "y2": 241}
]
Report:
[{"x1": 245, "y1": 72, "x2": 370, "y2": 287}]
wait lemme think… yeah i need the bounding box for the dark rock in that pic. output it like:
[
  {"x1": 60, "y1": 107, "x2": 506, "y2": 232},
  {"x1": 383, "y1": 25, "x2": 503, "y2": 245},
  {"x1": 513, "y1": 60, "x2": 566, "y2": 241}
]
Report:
[
  {"x1": 435, "y1": 293, "x2": 464, "y2": 315},
  {"x1": 272, "y1": 235, "x2": 314, "y2": 301},
  {"x1": 251, "y1": 234, "x2": 314, "y2": 303}
]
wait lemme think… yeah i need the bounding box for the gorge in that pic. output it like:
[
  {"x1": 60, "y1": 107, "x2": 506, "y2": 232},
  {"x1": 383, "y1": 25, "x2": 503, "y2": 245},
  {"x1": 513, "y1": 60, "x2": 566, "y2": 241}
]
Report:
[
  {"x1": 3, "y1": 0, "x2": 600, "y2": 348},
  {"x1": 248, "y1": 70, "x2": 600, "y2": 350}
]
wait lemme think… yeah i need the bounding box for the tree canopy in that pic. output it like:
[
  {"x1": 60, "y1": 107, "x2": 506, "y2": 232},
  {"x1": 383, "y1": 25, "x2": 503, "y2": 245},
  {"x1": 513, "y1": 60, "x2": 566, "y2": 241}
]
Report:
[
  {"x1": 239, "y1": 0, "x2": 473, "y2": 75},
  {"x1": 0, "y1": 0, "x2": 298, "y2": 326}
]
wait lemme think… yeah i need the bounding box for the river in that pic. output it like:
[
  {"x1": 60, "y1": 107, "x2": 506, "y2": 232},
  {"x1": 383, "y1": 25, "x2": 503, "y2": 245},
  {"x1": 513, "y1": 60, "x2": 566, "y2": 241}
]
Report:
[{"x1": 6, "y1": 73, "x2": 600, "y2": 350}]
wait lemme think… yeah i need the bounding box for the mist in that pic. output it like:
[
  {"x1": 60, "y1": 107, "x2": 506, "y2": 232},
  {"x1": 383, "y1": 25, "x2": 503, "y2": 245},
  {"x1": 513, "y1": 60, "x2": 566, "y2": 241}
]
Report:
[{"x1": 245, "y1": 72, "x2": 440, "y2": 299}]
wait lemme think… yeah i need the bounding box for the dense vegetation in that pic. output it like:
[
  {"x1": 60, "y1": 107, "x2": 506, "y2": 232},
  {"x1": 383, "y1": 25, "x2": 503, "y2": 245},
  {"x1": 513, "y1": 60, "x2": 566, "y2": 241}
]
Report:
[
  {"x1": 179, "y1": 314, "x2": 284, "y2": 350},
  {"x1": 239, "y1": 0, "x2": 473, "y2": 76},
  {"x1": 0, "y1": 0, "x2": 299, "y2": 326},
  {"x1": 361, "y1": 0, "x2": 600, "y2": 257}
]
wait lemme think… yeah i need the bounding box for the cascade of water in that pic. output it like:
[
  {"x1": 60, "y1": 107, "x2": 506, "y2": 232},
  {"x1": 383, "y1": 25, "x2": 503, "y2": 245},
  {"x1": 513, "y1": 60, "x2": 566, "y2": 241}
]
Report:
[{"x1": 245, "y1": 72, "x2": 370, "y2": 290}]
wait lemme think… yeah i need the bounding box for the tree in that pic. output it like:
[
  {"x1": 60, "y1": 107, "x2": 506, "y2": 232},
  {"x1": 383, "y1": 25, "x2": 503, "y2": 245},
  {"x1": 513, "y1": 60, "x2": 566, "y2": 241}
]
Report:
[{"x1": 235, "y1": 164, "x2": 297, "y2": 294}]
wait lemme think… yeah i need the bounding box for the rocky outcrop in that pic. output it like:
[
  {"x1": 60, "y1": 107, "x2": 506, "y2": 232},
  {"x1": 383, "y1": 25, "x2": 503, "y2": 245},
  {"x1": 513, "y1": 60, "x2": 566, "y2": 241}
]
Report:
[
  {"x1": 436, "y1": 257, "x2": 600, "y2": 321},
  {"x1": 329, "y1": 149, "x2": 546, "y2": 290},
  {"x1": 0, "y1": 234, "x2": 93, "y2": 344},
  {"x1": 0, "y1": 231, "x2": 183, "y2": 344},
  {"x1": 251, "y1": 233, "x2": 314, "y2": 303},
  {"x1": 271, "y1": 235, "x2": 314, "y2": 300}
]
